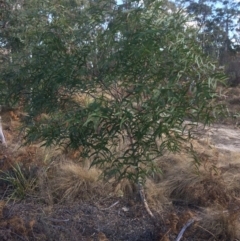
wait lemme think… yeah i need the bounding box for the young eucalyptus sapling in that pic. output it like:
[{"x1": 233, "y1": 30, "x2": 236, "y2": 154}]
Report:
[{"x1": 1, "y1": 0, "x2": 225, "y2": 212}]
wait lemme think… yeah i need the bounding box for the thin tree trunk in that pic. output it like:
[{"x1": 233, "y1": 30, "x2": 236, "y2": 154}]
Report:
[{"x1": 0, "y1": 116, "x2": 7, "y2": 146}]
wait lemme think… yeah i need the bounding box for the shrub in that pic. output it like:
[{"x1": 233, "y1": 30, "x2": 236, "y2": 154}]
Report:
[{"x1": 1, "y1": 0, "x2": 225, "y2": 184}]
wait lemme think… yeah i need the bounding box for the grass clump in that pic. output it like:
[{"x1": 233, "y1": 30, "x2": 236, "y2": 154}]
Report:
[
  {"x1": 0, "y1": 163, "x2": 38, "y2": 200},
  {"x1": 50, "y1": 161, "x2": 104, "y2": 203}
]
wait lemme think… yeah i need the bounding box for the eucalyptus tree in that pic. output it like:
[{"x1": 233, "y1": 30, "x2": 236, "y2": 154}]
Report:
[
  {"x1": 179, "y1": 0, "x2": 240, "y2": 60},
  {"x1": 1, "y1": 0, "x2": 224, "y2": 189}
]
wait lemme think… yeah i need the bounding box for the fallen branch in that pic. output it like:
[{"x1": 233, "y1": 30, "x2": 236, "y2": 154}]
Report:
[{"x1": 175, "y1": 218, "x2": 195, "y2": 241}]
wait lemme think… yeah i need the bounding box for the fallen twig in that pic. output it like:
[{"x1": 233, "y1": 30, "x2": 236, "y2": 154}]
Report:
[
  {"x1": 160, "y1": 229, "x2": 171, "y2": 241},
  {"x1": 196, "y1": 224, "x2": 216, "y2": 239},
  {"x1": 101, "y1": 201, "x2": 119, "y2": 210},
  {"x1": 175, "y1": 218, "x2": 195, "y2": 241},
  {"x1": 46, "y1": 218, "x2": 70, "y2": 222}
]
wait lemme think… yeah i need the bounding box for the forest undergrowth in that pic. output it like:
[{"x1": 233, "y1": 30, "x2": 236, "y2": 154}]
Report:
[{"x1": 0, "y1": 87, "x2": 240, "y2": 241}]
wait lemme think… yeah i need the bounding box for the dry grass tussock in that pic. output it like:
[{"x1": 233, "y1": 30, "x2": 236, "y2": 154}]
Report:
[
  {"x1": 146, "y1": 148, "x2": 215, "y2": 199},
  {"x1": 166, "y1": 168, "x2": 231, "y2": 207},
  {"x1": 49, "y1": 161, "x2": 108, "y2": 202},
  {"x1": 161, "y1": 146, "x2": 227, "y2": 207},
  {"x1": 144, "y1": 179, "x2": 170, "y2": 212},
  {"x1": 158, "y1": 141, "x2": 219, "y2": 199}
]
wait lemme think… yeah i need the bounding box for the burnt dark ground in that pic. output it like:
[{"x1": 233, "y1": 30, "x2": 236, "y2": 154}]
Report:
[
  {"x1": 0, "y1": 198, "x2": 163, "y2": 241},
  {"x1": 0, "y1": 194, "x2": 222, "y2": 241}
]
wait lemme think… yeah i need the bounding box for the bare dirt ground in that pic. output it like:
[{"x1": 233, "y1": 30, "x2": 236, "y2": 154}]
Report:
[{"x1": 189, "y1": 122, "x2": 240, "y2": 152}]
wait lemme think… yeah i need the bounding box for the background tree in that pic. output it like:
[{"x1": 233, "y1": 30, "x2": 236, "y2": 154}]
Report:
[{"x1": 179, "y1": 0, "x2": 240, "y2": 85}]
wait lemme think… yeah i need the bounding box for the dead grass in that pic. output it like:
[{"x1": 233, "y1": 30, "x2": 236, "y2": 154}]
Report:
[
  {"x1": 167, "y1": 170, "x2": 231, "y2": 207},
  {"x1": 197, "y1": 207, "x2": 240, "y2": 240},
  {"x1": 144, "y1": 179, "x2": 170, "y2": 212},
  {"x1": 112, "y1": 178, "x2": 137, "y2": 198},
  {"x1": 159, "y1": 141, "x2": 240, "y2": 209},
  {"x1": 50, "y1": 161, "x2": 106, "y2": 202},
  {"x1": 145, "y1": 135, "x2": 240, "y2": 240}
]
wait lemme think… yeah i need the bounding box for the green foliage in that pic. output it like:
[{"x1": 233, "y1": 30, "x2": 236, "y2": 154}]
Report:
[{"x1": 0, "y1": 0, "x2": 225, "y2": 183}]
